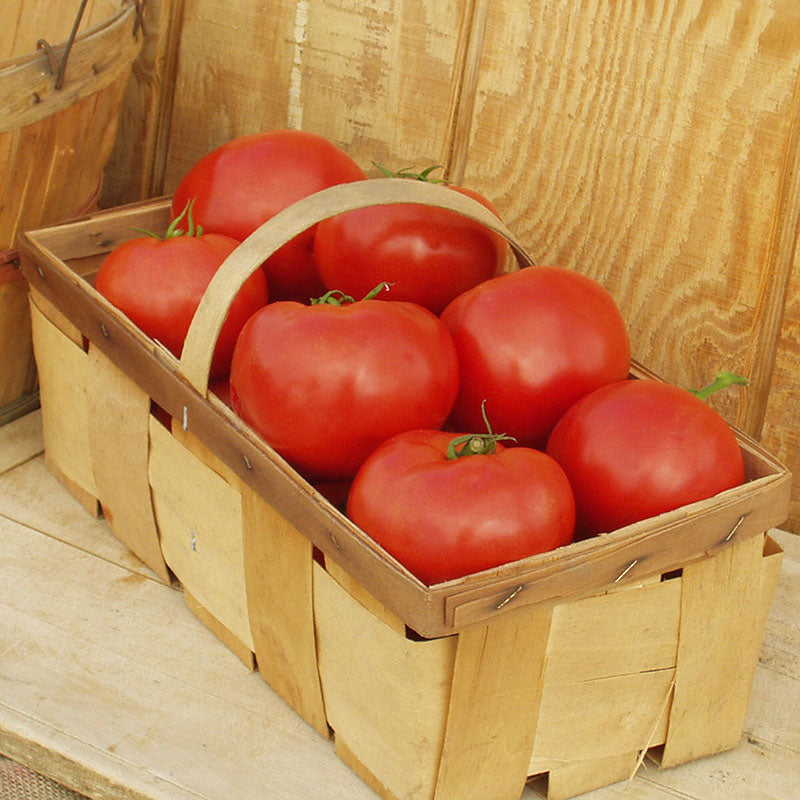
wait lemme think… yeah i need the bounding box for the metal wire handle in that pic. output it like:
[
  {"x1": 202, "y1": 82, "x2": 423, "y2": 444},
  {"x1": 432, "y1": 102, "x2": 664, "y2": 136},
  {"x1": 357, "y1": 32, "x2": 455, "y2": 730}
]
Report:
[{"x1": 35, "y1": 0, "x2": 90, "y2": 90}]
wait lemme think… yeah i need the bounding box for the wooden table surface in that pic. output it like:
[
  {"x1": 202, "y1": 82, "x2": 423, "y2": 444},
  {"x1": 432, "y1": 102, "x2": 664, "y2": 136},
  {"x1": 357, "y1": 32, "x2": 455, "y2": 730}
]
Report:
[{"x1": 1, "y1": 410, "x2": 798, "y2": 800}]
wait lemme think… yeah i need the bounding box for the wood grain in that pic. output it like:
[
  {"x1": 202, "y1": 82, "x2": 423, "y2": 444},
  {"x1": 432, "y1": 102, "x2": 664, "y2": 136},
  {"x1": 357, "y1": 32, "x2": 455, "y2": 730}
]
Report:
[
  {"x1": 160, "y1": 0, "x2": 465, "y2": 190},
  {"x1": 661, "y1": 533, "x2": 778, "y2": 765},
  {"x1": 461, "y1": 0, "x2": 800, "y2": 528},
  {"x1": 101, "y1": 0, "x2": 185, "y2": 206},
  {"x1": 434, "y1": 606, "x2": 552, "y2": 800},
  {"x1": 86, "y1": 344, "x2": 170, "y2": 582}
]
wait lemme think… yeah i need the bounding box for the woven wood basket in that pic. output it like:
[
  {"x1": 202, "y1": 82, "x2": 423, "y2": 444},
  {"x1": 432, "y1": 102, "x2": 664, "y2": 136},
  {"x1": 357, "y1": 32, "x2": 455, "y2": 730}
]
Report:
[
  {"x1": 19, "y1": 179, "x2": 793, "y2": 800},
  {"x1": 0, "y1": 0, "x2": 142, "y2": 421}
]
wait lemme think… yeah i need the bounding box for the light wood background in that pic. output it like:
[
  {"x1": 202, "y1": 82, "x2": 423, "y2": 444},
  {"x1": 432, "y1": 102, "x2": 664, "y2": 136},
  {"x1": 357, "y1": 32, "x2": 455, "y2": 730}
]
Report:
[{"x1": 101, "y1": 0, "x2": 800, "y2": 532}]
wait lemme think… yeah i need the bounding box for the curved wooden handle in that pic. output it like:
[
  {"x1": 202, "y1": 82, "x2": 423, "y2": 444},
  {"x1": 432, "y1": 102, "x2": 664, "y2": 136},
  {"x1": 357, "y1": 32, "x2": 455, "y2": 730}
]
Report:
[{"x1": 179, "y1": 177, "x2": 534, "y2": 395}]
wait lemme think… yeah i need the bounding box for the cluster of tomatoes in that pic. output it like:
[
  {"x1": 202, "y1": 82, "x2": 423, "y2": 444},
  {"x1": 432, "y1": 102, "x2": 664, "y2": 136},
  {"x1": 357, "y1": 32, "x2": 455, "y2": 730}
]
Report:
[{"x1": 95, "y1": 129, "x2": 747, "y2": 586}]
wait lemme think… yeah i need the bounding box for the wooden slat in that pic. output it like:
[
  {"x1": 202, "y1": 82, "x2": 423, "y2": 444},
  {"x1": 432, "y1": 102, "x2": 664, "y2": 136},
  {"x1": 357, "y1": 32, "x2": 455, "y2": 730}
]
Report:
[
  {"x1": 147, "y1": 417, "x2": 253, "y2": 652},
  {"x1": 0, "y1": 512, "x2": 360, "y2": 800},
  {"x1": 241, "y1": 483, "x2": 329, "y2": 737},
  {"x1": 101, "y1": 0, "x2": 185, "y2": 205},
  {"x1": 460, "y1": 0, "x2": 800, "y2": 422},
  {"x1": 86, "y1": 344, "x2": 170, "y2": 582},
  {"x1": 314, "y1": 563, "x2": 457, "y2": 800},
  {"x1": 540, "y1": 578, "x2": 681, "y2": 682},
  {"x1": 530, "y1": 669, "x2": 674, "y2": 772},
  {"x1": 0, "y1": 4, "x2": 140, "y2": 132},
  {"x1": 1, "y1": 0, "x2": 125, "y2": 61},
  {"x1": 434, "y1": 606, "x2": 552, "y2": 800},
  {"x1": 28, "y1": 292, "x2": 97, "y2": 507},
  {"x1": 661, "y1": 533, "x2": 772, "y2": 765}
]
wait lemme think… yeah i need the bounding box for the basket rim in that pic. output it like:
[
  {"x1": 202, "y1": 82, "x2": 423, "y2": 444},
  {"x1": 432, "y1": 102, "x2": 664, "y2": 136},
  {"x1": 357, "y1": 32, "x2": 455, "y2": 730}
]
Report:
[
  {"x1": 17, "y1": 193, "x2": 794, "y2": 637},
  {"x1": 0, "y1": 3, "x2": 141, "y2": 132}
]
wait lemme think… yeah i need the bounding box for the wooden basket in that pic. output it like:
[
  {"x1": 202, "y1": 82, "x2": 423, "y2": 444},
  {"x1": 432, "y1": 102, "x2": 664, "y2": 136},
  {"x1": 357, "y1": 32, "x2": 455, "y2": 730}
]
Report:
[
  {"x1": 19, "y1": 180, "x2": 792, "y2": 800},
  {"x1": 0, "y1": 0, "x2": 142, "y2": 421}
]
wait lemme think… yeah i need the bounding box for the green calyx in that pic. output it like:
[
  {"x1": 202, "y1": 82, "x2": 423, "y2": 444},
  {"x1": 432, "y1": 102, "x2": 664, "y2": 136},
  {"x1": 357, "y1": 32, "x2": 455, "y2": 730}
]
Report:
[
  {"x1": 133, "y1": 198, "x2": 204, "y2": 240},
  {"x1": 373, "y1": 162, "x2": 450, "y2": 184},
  {"x1": 446, "y1": 401, "x2": 516, "y2": 460},
  {"x1": 687, "y1": 370, "x2": 748, "y2": 401},
  {"x1": 310, "y1": 282, "x2": 393, "y2": 305}
]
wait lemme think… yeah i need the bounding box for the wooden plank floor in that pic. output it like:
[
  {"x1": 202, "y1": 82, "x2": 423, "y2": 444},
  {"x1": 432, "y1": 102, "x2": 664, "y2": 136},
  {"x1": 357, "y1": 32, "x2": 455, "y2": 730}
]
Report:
[{"x1": 1, "y1": 410, "x2": 798, "y2": 800}]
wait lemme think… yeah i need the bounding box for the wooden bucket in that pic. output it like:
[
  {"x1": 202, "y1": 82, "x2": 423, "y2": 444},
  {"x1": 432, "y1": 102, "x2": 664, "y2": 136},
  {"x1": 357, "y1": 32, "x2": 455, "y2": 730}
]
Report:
[{"x1": 0, "y1": 0, "x2": 142, "y2": 422}]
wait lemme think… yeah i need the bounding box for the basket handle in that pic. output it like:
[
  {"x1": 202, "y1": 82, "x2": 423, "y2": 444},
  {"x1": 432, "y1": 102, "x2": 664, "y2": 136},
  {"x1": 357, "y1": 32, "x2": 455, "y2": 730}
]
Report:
[
  {"x1": 36, "y1": 0, "x2": 89, "y2": 90},
  {"x1": 178, "y1": 177, "x2": 535, "y2": 396}
]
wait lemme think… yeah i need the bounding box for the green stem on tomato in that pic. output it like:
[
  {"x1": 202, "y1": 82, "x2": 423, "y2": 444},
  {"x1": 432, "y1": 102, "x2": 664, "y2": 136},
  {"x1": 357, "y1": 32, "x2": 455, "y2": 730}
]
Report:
[
  {"x1": 372, "y1": 162, "x2": 450, "y2": 184},
  {"x1": 446, "y1": 401, "x2": 516, "y2": 460},
  {"x1": 132, "y1": 199, "x2": 204, "y2": 240},
  {"x1": 310, "y1": 282, "x2": 393, "y2": 306},
  {"x1": 687, "y1": 370, "x2": 748, "y2": 401},
  {"x1": 310, "y1": 289, "x2": 356, "y2": 306}
]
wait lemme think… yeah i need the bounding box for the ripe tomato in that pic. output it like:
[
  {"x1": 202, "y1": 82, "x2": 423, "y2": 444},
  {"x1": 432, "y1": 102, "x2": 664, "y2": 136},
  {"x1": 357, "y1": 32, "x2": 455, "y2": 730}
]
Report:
[
  {"x1": 545, "y1": 378, "x2": 746, "y2": 538},
  {"x1": 440, "y1": 266, "x2": 631, "y2": 448},
  {"x1": 94, "y1": 208, "x2": 268, "y2": 380},
  {"x1": 313, "y1": 168, "x2": 508, "y2": 314},
  {"x1": 229, "y1": 286, "x2": 459, "y2": 481},
  {"x1": 171, "y1": 129, "x2": 367, "y2": 302},
  {"x1": 347, "y1": 428, "x2": 575, "y2": 584}
]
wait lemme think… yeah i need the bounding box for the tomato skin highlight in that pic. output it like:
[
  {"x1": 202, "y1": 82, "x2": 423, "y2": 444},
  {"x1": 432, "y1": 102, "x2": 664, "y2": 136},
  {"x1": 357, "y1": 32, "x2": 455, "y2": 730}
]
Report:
[
  {"x1": 347, "y1": 429, "x2": 575, "y2": 585},
  {"x1": 313, "y1": 185, "x2": 508, "y2": 314},
  {"x1": 440, "y1": 266, "x2": 631, "y2": 448},
  {"x1": 171, "y1": 129, "x2": 367, "y2": 302},
  {"x1": 545, "y1": 379, "x2": 746, "y2": 538},
  {"x1": 229, "y1": 298, "x2": 460, "y2": 481},
  {"x1": 94, "y1": 233, "x2": 268, "y2": 380}
]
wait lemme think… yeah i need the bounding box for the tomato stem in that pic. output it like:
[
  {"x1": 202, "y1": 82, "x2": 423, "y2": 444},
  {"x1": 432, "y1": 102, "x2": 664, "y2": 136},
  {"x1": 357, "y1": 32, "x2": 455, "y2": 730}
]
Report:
[
  {"x1": 372, "y1": 162, "x2": 450, "y2": 184},
  {"x1": 687, "y1": 370, "x2": 748, "y2": 401},
  {"x1": 310, "y1": 283, "x2": 393, "y2": 306},
  {"x1": 362, "y1": 282, "x2": 393, "y2": 300},
  {"x1": 132, "y1": 199, "x2": 204, "y2": 240},
  {"x1": 311, "y1": 289, "x2": 356, "y2": 306},
  {"x1": 446, "y1": 401, "x2": 516, "y2": 460}
]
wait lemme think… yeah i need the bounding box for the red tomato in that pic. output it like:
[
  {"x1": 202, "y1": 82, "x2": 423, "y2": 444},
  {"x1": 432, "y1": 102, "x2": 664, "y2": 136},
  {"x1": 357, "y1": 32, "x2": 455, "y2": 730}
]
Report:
[
  {"x1": 347, "y1": 428, "x2": 575, "y2": 584},
  {"x1": 171, "y1": 129, "x2": 367, "y2": 302},
  {"x1": 545, "y1": 379, "x2": 746, "y2": 538},
  {"x1": 440, "y1": 266, "x2": 631, "y2": 448},
  {"x1": 229, "y1": 288, "x2": 459, "y2": 480},
  {"x1": 94, "y1": 221, "x2": 268, "y2": 380},
  {"x1": 313, "y1": 175, "x2": 508, "y2": 314}
]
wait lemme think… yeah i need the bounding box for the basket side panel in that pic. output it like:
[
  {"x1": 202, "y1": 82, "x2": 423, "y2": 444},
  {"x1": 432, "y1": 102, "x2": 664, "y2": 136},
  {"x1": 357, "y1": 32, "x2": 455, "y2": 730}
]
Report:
[
  {"x1": 85, "y1": 343, "x2": 169, "y2": 582},
  {"x1": 528, "y1": 578, "x2": 680, "y2": 774},
  {"x1": 241, "y1": 483, "x2": 328, "y2": 737},
  {"x1": 148, "y1": 417, "x2": 254, "y2": 652},
  {"x1": 662, "y1": 532, "x2": 773, "y2": 765},
  {"x1": 29, "y1": 290, "x2": 98, "y2": 512},
  {"x1": 314, "y1": 562, "x2": 456, "y2": 800},
  {"x1": 530, "y1": 668, "x2": 673, "y2": 773},
  {"x1": 542, "y1": 577, "x2": 681, "y2": 681},
  {"x1": 434, "y1": 606, "x2": 553, "y2": 800}
]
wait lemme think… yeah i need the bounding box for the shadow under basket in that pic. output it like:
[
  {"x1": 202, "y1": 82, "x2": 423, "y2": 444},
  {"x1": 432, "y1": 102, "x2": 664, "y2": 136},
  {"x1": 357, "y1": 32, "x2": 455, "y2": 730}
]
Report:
[{"x1": 19, "y1": 184, "x2": 793, "y2": 800}]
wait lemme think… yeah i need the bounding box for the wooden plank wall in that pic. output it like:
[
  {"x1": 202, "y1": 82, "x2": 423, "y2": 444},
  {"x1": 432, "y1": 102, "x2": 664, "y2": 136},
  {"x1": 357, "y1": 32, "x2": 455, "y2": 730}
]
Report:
[{"x1": 101, "y1": 0, "x2": 800, "y2": 532}]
